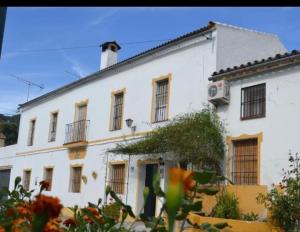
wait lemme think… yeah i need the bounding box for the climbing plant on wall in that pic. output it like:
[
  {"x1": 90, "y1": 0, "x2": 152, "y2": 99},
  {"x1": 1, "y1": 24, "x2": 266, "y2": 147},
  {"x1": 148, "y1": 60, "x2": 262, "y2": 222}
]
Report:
[{"x1": 108, "y1": 106, "x2": 226, "y2": 172}]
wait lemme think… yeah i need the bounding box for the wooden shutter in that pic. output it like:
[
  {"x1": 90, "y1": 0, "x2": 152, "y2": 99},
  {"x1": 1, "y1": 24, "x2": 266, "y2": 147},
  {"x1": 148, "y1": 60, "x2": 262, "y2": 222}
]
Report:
[
  {"x1": 232, "y1": 139, "x2": 258, "y2": 185},
  {"x1": 111, "y1": 164, "x2": 125, "y2": 194},
  {"x1": 112, "y1": 93, "x2": 124, "y2": 130},
  {"x1": 71, "y1": 167, "x2": 82, "y2": 193},
  {"x1": 23, "y1": 170, "x2": 31, "y2": 191},
  {"x1": 44, "y1": 168, "x2": 53, "y2": 191}
]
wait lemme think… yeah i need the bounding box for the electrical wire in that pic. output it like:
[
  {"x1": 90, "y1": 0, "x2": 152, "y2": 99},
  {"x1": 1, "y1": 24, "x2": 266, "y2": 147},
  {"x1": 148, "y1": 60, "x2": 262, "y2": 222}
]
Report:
[{"x1": 3, "y1": 39, "x2": 173, "y2": 55}]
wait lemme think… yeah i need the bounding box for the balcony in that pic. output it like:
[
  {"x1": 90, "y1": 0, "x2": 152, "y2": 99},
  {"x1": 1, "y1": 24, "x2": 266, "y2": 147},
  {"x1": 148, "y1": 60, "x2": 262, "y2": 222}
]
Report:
[{"x1": 64, "y1": 120, "x2": 90, "y2": 147}]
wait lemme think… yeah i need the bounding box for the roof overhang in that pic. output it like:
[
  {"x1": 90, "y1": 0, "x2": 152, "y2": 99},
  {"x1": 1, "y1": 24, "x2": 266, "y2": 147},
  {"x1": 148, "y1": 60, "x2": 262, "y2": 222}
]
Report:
[{"x1": 209, "y1": 51, "x2": 300, "y2": 82}]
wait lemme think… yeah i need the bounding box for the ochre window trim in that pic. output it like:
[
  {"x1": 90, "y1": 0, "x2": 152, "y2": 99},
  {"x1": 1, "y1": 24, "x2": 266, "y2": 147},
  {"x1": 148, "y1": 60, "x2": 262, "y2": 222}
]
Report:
[
  {"x1": 226, "y1": 132, "x2": 263, "y2": 185},
  {"x1": 151, "y1": 73, "x2": 172, "y2": 123},
  {"x1": 109, "y1": 88, "x2": 126, "y2": 131}
]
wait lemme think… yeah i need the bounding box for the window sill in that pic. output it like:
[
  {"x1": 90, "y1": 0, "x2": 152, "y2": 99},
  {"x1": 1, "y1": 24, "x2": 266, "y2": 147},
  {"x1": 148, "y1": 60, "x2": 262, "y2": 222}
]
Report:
[
  {"x1": 151, "y1": 119, "x2": 169, "y2": 124},
  {"x1": 240, "y1": 115, "x2": 265, "y2": 121}
]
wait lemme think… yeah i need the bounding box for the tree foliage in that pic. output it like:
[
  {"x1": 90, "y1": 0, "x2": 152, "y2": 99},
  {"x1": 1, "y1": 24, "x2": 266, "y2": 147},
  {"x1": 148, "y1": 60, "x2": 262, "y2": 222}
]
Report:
[
  {"x1": 108, "y1": 107, "x2": 225, "y2": 170},
  {"x1": 0, "y1": 114, "x2": 20, "y2": 145}
]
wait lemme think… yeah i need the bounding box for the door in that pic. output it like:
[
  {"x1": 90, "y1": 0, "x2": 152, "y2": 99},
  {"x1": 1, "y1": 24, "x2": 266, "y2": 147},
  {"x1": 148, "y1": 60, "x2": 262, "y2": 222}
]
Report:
[
  {"x1": 144, "y1": 164, "x2": 158, "y2": 218},
  {"x1": 75, "y1": 104, "x2": 87, "y2": 141},
  {"x1": 0, "y1": 169, "x2": 11, "y2": 200}
]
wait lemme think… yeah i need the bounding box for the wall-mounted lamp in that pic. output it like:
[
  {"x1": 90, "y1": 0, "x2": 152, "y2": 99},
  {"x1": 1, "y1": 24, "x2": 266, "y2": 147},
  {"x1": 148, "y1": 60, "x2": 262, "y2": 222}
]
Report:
[
  {"x1": 125, "y1": 118, "x2": 136, "y2": 132},
  {"x1": 158, "y1": 157, "x2": 164, "y2": 166}
]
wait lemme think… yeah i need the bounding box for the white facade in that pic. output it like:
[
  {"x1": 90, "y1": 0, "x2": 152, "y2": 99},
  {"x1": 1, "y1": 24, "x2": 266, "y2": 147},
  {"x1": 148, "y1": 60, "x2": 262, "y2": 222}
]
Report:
[
  {"x1": 0, "y1": 22, "x2": 287, "y2": 213},
  {"x1": 216, "y1": 64, "x2": 300, "y2": 187}
]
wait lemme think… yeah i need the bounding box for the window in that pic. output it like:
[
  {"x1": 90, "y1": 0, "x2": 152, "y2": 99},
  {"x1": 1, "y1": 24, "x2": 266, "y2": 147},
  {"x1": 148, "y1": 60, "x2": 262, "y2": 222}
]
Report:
[
  {"x1": 153, "y1": 78, "x2": 169, "y2": 122},
  {"x1": 23, "y1": 170, "x2": 31, "y2": 191},
  {"x1": 43, "y1": 168, "x2": 53, "y2": 191},
  {"x1": 111, "y1": 92, "x2": 124, "y2": 130},
  {"x1": 69, "y1": 166, "x2": 82, "y2": 193},
  {"x1": 232, "y1": 139, "x2": 258, "y2": 185},
  {"x1": 49, "y1": 112, "x2": 58, "y2": 142},
  {"x1": 27, "y1": 119, "x2": 36, "y2": 146},
  {"x1": 241, "y1": 83, "x2": 266, "y2": 120},
  {"x1": 110, "y1": 163, "x2": 125, "y2": 194}
]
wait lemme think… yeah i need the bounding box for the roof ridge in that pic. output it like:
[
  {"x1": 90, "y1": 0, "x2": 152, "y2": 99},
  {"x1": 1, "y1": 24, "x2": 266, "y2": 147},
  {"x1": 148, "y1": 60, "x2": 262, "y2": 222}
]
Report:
[
  {"x1": 211, "y1": 49, "x2": 300, "y2": 78},
  {"x1": 214, "y1": 21, "x2": 279, "y2": 38}
]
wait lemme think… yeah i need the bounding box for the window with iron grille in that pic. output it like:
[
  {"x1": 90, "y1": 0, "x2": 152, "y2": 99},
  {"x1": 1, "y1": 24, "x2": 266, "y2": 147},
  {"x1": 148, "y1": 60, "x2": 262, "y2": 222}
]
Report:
[
  {"x1": 154, "y1": 79, "x2": 169, "y2": 122},
  {"x1": 44, "y1": 168, "x2": 53, "y2": 191},
  {"x1": 70, "y1": 166, "x2": 82, "y2": 193},
  {"x1": 112, "y1": 93, "x2": 124, "y2": 130},
  {"x1": 110, "y1": 164, "x2": 125, "y2": 194},
  {"x1": 49, "y1": 112, "x2": 58, "y2": 142},
  {"x1": 23, "y1": 170, "x2": 31, "y2": 191},
  {"x1": 27, "y1": 119, "x2": 36, "y2": 146},
  {"x1": 232, "y1": 139, "x2": 258, "y2": 185},
  {"x1": 241, "y1": 83, "x2": 266, "y2": 120}
]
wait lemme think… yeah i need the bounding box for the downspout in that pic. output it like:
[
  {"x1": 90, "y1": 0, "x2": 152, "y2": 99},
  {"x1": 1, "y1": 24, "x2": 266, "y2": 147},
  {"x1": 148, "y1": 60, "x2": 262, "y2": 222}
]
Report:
[
  {"x1": 125, "y1": 154, "x2": 131, "y2": 204},
  {"x1": 104, "y1": 152, "x2": 109, "y2": 204}
]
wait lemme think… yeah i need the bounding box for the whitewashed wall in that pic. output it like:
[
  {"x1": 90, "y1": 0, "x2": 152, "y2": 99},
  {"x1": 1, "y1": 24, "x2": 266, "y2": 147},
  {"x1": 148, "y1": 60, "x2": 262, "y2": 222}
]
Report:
[
  {"x1": 215, "y1": 23, "x2": 287, "y2": 70},
  {"x1": 217, "y1": 65, "x2": 300, "y2": 187}
]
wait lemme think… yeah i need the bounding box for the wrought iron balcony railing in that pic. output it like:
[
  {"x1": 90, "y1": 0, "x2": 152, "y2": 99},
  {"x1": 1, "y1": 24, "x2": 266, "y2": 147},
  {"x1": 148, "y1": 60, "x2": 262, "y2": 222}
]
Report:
[{"x1": 64, "y1": 120, "x2": 90, "y2": 145}]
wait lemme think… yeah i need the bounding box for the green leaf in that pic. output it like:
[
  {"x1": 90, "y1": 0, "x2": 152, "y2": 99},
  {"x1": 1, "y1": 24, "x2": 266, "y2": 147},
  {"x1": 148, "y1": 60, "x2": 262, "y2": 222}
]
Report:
[
  {"x1": 191, "y1": 201, "x2": 203, "y2": 211},
  {"x1": 193, "y1": 171, "x2": 215, "y2": 185},
  {"x1": 14, "y1": 176, "x2": 21, "y2": 189},
  {"x1": 214, "y1": 222, "x2": 228, "y2": 229},
  {"x1": 197, "y1": 187, "x2": 219, "y2": 196}
]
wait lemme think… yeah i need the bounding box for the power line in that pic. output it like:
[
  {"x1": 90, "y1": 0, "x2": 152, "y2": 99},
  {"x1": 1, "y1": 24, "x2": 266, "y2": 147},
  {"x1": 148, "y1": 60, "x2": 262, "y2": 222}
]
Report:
[{"x1": 3, "y1": 39, "x2": 173, "y2": 55}]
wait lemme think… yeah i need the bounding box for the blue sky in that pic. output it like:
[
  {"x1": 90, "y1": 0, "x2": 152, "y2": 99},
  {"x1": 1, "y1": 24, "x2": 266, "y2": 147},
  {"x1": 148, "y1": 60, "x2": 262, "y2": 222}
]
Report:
[{"x1": 1, "y1": 7, "x2": 299, "y2": 115}]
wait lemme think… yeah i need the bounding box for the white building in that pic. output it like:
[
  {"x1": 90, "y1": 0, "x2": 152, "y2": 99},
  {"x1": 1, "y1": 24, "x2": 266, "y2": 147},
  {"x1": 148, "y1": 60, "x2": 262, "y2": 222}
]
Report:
[
  {"x1": 0, "y1": 21, "x2": 288, "y2": 217},
  {"x1": 209, "y1": 49, "x2": 300, "y2": 188}
]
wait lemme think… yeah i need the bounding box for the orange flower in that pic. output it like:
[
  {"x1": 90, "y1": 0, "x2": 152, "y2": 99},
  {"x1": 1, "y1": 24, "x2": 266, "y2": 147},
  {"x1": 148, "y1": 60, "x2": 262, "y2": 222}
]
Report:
[
  {"x1": 32, "y1": 194, "x2": 63, "y2": 218},
  {"x1": 43, "y1": 218, "x2": 63, "y2": 232},
  {"x1": 63, "y1": 218, "x2": 77, "y2": 227},
  {"x1": 12, "y1": 218, "x2": 30, "y2": 232},
  {"x1": 0, "y1": 226, "x2": 5, "y2": 232},
  {"x1": 82, "y1": 207, "x2": 104, "y2": 224},
  {"x1": 168, "y1": 168, "x2": 195, "y2": 193},
  {"x1": 39, "y1": 180, "x2": 50, "y2": 191}
]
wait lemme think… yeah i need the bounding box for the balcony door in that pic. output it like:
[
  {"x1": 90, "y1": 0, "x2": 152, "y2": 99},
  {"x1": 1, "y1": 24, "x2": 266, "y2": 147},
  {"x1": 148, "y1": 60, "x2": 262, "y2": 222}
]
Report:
[
  {"x1": 74, "y1": 104, "x2": 87, "y2": 142},
  {"x1": 75, "y1": 104, "x2": 87, "y2": 122}
]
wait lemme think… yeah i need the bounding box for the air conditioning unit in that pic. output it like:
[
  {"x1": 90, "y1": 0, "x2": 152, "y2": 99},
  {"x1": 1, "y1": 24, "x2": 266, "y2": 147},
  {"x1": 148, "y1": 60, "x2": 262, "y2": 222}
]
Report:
[{"x1": 208, "y1": 80, "x2": 229, "y2": 105}]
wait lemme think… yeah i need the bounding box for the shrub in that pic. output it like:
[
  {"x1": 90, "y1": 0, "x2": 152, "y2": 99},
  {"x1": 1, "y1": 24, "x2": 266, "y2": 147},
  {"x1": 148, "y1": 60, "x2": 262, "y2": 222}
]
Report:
[
  {"x1": 242, "y1": 212, "x2": 259, "y2": 221},
  {"x1": 214, "y1": 190, "x2": 240, "y2": 219},
  {"x1": 257, "y1": 153, "x2": 300, "y2": 231},
  {"x1": 0, "y1": 169, "x2": 229, "y2": 232}
]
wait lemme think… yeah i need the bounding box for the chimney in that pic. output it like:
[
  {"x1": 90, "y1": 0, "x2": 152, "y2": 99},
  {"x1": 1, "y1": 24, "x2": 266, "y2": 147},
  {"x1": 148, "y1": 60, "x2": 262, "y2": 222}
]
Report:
[
  {"x1": 0, "y1": 132, "x2": 6, "y2": 147},
  {"x1": 100, "y1": 41, "x2": 121, "y2": 70}
]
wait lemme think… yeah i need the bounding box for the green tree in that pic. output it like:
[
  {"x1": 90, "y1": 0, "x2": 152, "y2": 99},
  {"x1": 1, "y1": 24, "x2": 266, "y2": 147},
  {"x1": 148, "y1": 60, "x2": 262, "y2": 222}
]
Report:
[
  {"x1": 0, "y1": 114, "x2": 20, "y2": 146},
  {"x1": 109, "y1": 107, "x2": 225, "y2": 172}
]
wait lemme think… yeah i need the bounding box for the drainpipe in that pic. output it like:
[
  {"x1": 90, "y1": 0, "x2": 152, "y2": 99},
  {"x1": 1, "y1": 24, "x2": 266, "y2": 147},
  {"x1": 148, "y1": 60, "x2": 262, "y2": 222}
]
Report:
[
  {"x1": 104, "y1": 152, "x2": 109, "y2": 204},
  {"x1": 125, "y1": 154, "x2": 131, "y2": 204}
]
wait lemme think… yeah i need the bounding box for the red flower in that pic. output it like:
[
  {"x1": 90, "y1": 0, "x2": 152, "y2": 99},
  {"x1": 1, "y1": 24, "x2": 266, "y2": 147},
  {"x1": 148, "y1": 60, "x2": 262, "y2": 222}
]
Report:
[
  {"x1": 32, "y1": 194, "x2": 63, "y2": 218},
  {"x1": 39, "y1": 180, "x2": 50, "y2": 191}
]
